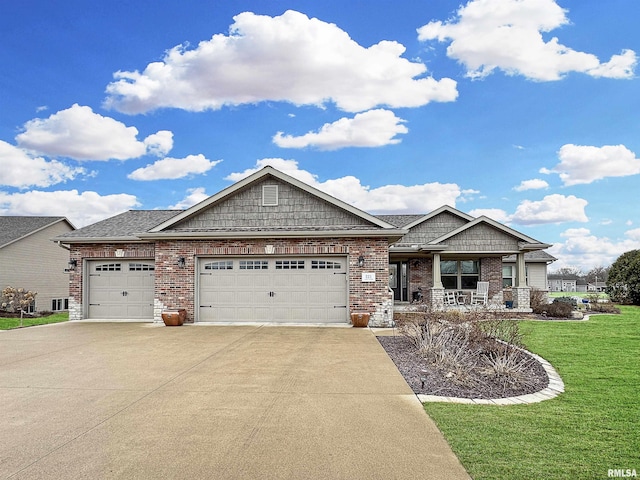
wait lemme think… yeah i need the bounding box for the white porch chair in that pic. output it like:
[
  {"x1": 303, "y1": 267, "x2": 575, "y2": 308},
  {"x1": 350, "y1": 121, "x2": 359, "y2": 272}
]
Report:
[
  {"x1": 470, "y1": 282, "x2": 489, "y2": 305},
  {"x1": 444, "y1": 290, "x2": 458, "y2": 306}
]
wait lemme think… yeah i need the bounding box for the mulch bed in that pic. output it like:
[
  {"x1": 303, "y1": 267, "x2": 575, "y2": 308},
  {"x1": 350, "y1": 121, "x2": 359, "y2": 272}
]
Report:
[{"x1": 377, "y1": 334, "x2": 549, "y2": 399}]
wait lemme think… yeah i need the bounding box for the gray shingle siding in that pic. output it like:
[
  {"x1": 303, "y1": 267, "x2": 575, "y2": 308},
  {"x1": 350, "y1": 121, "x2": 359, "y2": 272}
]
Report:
[
  {"x1": 393, "y1": 212, "x2": 469, "y2": 245},
  {"x1": 170, "y1": 179, "x2": 375, "y2": 232},
  {"x1": 444, "y1": 224, "x2": 521, "y2": 251}
]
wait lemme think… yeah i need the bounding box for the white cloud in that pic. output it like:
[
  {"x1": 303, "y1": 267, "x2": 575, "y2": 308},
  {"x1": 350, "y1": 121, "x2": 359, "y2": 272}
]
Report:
[
  {"x1": 511, "y1": 194, "x2": 588, "y2": 225},
  {"x1": 143, "y1": 131, "x2": 174, "y2": 157},
  {"x1": 513, "y1": 179, "x2": 549, "y2": 191},
  {"x1": 548, "y1": 227, "x2": 640, "y2": 271},
  {"x1": 105, "y1": 10, "x2": 458, "y2": 114},
  {"x1": 418, "y1": 0, "x2": 637, "y2": 81},
  {"x1": 550, "y1": 144, "x2": 640, "y2": 186},
  {"x1": 16, "y1": 104, "x2": 173, "y2": 161},
  {"x1": 128, "y1": 154, "x2": 222, "y2": 181},
  {"x1": 0, "y1": 140, "x2": 85, "y2": 188},
  {"x1": 468, "y1": 208, "x2": 511, "y2": 223},
  {"x1": 167, "y1": 187, "x2": 210, "y2": 209},
  {"x1": 0, "y1": 189, "x2": 139, "y2": 227},
  {"x1": 273, "y1": 109, "x2": 408, "y2": 150},
  {"x1": 226, "y1": 158, "x2": 462, "y2": 213}
]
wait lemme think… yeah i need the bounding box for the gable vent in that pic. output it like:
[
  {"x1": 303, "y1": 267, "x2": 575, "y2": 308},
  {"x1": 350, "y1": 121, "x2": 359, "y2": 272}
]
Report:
[{"x1": 262, "y1": 184, "x2": 279, "y2": 206}]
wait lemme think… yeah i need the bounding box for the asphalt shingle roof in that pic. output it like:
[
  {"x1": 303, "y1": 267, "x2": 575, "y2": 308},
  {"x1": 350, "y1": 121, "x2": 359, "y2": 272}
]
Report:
[
  {"x1": 56, "y1": 210, "x2": 181, "y2": 240},
  {"x1": 375, "y1": 214, "x2": 425, "y2": 227},
  {"x1": 503, "y1": 250, "x2": 557, "y2": 262},
  {"x1": 0, "y1": 216, "x2": 68, "y2": 248}
]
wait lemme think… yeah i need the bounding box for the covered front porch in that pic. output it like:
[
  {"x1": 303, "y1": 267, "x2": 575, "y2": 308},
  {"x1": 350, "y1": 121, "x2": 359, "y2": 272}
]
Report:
[{"x1": 389, "y1": 251, "x2": 533, "y2": 311}]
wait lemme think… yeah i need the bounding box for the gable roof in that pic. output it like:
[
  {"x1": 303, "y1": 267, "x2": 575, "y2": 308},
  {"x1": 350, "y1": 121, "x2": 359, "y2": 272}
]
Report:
[
  {"x1": 375, "y1": 214, "x2": 429, "y2": 228},
  {"x1": 55, "y1": 210, "x2": 180, "y2": 243},
  {"x1": 401, "y1": 205, "x2": 475, "y2": 230},
  {"x1": 139, "y1": 166, "x2": 406, "y2": 240},
  {"x1": 430, "y1": 216, "x2": 547, "y2": 246},
  {"x1": 0, "y1": 216, "x2": 74, "y2": 249}
]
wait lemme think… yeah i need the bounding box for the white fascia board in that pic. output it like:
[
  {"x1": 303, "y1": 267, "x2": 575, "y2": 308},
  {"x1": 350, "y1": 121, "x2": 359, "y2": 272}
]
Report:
[{"x1": 149, "y1": 166, "x2": 397, "y2": 232}]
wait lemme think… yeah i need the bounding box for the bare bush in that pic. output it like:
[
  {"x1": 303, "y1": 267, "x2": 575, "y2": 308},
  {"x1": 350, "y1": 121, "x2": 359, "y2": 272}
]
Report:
[
  {"x1": 530, "y1": 287, "x2": 550, "y2": 314},
  {"x1": 402, "y1": 310, "x2": 543, "y2": 396}
]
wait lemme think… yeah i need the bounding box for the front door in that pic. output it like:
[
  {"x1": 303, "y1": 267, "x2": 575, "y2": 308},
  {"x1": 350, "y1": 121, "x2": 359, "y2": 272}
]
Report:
[{"x1": 389, "y1": 262, "x2": 408, "y2": 301}]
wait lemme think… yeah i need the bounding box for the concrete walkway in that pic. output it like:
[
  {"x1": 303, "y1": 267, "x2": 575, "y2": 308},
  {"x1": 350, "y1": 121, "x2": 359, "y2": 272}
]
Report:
[{"x1": 0, "y1": 322, "x2": 470, "y2": 479}]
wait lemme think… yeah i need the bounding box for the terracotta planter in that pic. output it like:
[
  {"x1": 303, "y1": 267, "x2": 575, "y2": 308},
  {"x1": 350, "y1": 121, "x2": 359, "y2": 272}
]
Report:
[
  {"x1": 162, "y1": 309, "x2": 186, "y2": 326},
  {"x1": 350, "y1": 312, "x2": 370, "y2": 328}
]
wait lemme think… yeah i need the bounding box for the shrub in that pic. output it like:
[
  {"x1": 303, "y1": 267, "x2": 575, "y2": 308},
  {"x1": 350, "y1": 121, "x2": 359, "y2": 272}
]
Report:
[
  {"x1": 544, "y1": 301, "x2": 573, "y2": 318},
  {"x1": 1, "y1": 286, "x2": 37, "y2": 316},
  {"x1": 530, "y1": 288, "x2": 550, "y2": 314},
  {"x1": 554, "y1": 296, "x2": 577, "y2": 308}
]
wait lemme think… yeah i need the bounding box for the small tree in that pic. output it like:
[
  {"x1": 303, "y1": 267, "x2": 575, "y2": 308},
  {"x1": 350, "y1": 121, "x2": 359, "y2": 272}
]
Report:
[
  {"x1": 607, "y1": 250, "x2": 640, "y2": 305},
  {"x1": 1, "y1": 286, "x2": 37, "y2": 326}
]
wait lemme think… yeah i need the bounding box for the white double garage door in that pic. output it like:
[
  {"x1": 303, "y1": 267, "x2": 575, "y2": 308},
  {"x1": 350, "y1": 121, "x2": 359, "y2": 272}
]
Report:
[{"x1": 87, "y1": 256, "x2": 348, "y2": 323}]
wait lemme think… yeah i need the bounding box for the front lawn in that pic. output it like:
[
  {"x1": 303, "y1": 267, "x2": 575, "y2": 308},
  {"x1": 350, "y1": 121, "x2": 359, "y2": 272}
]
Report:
[
  {"x1": 0, "y1": 312, "x2": 69, "y2": 330},
  {"x1": 424, "y1": 306, "x2": 640, "y2": 480}
]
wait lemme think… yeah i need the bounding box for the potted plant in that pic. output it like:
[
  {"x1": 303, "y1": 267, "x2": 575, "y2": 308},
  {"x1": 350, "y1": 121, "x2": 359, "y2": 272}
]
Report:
[
  {"x1": 504, "y1": 287, "x2": 514, "y2": 308},
  {"x1": 161, "y1": 308, "x2": 186, "y2": 326}
]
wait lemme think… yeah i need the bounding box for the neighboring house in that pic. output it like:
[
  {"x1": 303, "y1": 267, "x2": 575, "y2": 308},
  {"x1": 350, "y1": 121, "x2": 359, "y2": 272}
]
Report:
[
  {"x1": 0, "y1": 216, "x2": 75, "y2": 313},
  {"x1": 54, "y1": 167, "x2": 552, "y2": 327},
  {"x1": 576, "y1": 279, "x2": 588, "y2": 293},
  {"x1": 548, "y1": 275, "x2": 578, "y2": 292},
  {"x1": 588, "y1": 281, "x2": 607, "y2": 292}
]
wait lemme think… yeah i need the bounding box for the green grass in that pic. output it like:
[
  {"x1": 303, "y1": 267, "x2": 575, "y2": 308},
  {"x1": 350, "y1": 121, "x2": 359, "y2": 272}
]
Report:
[
  {"x1": 0, "y1": 312, "x2": 69, "y2": 330},
  {"x1": 424, "y1": 306, "x2": 640, "y2": 480}
]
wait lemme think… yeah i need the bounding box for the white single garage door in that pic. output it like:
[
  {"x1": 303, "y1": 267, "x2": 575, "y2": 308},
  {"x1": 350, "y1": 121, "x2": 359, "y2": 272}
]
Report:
[
  {"x1": 87, "y1": 261, "x2": 155, "y2": 319},
  {"x1": 198, "y1": 257, "x2": 348, "y2": 323}
]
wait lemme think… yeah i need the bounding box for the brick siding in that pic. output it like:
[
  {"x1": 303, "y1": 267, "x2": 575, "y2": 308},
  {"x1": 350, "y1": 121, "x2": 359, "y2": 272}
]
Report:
[{"x1": 70, "y1": 238, "x2": 391, "y2": 324}]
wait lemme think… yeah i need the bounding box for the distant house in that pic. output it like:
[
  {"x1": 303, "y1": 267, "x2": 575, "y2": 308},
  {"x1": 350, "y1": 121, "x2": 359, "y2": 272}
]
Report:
[
  {"x1": 588, "y1": 281, "x2": 607, "y2": 292},
  {"x1": 54, "y1": 167, "x2": 554, "y2": 326},
  {"x1": 576, "y1": 279, "x2": 588, "y2": 293},
  {"x1": 0, "y1": 217, "x2": 75, "y2": 313},
  {"x1": 547, "y1": 275, "x2": 577, "y2": 292}
]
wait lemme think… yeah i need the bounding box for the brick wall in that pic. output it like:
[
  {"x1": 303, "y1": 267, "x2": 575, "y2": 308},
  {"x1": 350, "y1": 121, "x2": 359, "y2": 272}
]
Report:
[
  {"x1": 70, "y1": 237, "x2": 391, "y2": 324},
  {"x1": 480, "y1": 257, "x2": 503, "y2": 299}
]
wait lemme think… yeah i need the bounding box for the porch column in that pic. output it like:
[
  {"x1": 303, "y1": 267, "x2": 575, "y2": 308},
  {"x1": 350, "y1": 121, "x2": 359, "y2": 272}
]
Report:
[
  {"x1": 432, "y1": 253, "x2": 443, "y2": 288},
  {"x1": 514, "y1": 252, "x2": 531, "y2": 309},
  {"x1": 431, "y1": 253, "x2": 445, "y2": 308},
  {"x1": 516, "y1": 252, "x2": 526, "y2": 287}
]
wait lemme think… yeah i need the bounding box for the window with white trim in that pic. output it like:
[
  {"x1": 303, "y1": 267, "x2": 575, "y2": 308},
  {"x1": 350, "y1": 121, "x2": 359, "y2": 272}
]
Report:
[
  {"x1": 503, "y1": 265, "x2": 528, "y2": 287},
  {"x1": 51, "y1": 298, "x2": 69, "y2": 311}
]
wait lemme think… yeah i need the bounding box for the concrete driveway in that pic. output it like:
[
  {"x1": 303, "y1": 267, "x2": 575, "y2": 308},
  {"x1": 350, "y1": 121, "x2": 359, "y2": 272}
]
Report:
[{"x1": 0, "y1": 322, "x2": 469, "y2": 479}]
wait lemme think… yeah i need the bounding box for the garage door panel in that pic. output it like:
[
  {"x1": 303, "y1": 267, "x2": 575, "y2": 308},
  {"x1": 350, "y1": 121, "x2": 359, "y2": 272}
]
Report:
[
  {"x1": 198, "y1": 257, "x2": 347, "y2": 323},
  {"x1": 87, "y1": 261, "x2": 154, "y2": 320}
]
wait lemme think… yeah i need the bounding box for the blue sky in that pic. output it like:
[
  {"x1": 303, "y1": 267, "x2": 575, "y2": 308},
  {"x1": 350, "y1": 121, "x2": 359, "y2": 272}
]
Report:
[{"x1": 1, "y1": 0, "x2": 638, "y2": 272}]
